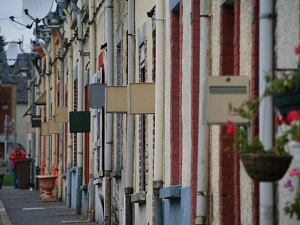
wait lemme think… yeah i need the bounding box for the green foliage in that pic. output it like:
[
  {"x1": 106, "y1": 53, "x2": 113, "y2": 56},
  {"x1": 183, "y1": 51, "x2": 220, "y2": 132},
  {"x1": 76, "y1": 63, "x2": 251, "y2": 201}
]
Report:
[
  {"x1": 227, "y1": 72, "x2": 294, "y2": 156},
  {"x1": 284, "y1": 192, "x2": 300, "y2": 220},
  {"x1": 286, "y1": 122, "x2": 300, "y2": 142},
  {"x1": 264, "y1": 72, "x2": 298, "y2": 95},
  {"x1": 231, "y1": 126, "x2": 289, "y2": 156},
  {"x1": 3, "y1": 174, "x2": 14, "y2": 186}
]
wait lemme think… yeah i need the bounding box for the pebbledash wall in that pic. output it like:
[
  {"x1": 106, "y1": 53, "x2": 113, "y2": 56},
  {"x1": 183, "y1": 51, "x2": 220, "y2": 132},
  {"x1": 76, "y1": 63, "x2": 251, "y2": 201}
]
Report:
[
  {"x1": 210, "y1": 1, "x2": 253, "y2": 225},
  {"x1": 210, "y1": 1, "x2": 300, "y2": 225},
  {"x1": 276, "y1": 1, "x2": 300, "y2": 225}
]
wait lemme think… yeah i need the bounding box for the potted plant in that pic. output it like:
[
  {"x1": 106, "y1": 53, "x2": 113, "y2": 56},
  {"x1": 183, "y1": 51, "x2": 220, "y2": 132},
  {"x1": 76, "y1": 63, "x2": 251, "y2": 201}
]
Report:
[
  {"x1": 225, "y1": 43, "x2": 300, "y2": 182},
  {"x1": 264, "y1": 43, "x2": 300, "y2": 116},
  {"x1": 226, "y1": 117, "x2": 292, "y2": 182},
  {"x1": 226, "y1": 91, "x2": 294, "y2": 182},
  {"x1": 265, "y1": 70, "x2": 300, "y2": 116}
]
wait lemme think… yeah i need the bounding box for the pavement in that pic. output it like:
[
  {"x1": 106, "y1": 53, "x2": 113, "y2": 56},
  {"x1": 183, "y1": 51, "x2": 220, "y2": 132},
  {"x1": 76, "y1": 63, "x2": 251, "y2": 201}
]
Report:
[{"x1": 0, "y1": 186, "x2": 99, "y2": 225}]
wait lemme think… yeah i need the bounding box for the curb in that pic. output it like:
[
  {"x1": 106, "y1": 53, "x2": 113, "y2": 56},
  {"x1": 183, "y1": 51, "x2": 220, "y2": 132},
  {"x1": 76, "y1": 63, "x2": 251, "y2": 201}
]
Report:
[{"x1": 0, "y1": 200, "x2": 12, "y2": 225}]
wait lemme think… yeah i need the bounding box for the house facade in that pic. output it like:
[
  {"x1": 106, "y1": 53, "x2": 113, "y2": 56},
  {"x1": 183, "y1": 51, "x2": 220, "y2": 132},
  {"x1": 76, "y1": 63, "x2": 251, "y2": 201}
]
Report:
[{"x1": 26, "y1": 0, "x2": 300, "y2": 224}]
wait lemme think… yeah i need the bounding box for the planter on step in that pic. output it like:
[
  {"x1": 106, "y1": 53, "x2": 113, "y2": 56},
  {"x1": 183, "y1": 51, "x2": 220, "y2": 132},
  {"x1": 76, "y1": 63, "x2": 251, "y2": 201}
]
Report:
[{"x1": 36, "y1": 175, "x2": 58, "y2": 202}]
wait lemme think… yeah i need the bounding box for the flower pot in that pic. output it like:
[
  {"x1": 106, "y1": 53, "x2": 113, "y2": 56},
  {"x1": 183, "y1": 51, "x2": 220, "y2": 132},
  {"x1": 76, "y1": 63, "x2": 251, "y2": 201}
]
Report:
[
  {"x1": 290, "y1": 141, "x2": 300, "y2": 172},
  {"x1": 272, "y1": 91, "x2": 300, "y2": 116},
  {"x1": 240, "y1": 153, "x2": 293, "y2": 182},
  {"x1": 36, "y1": 175, "x2": 58, "y2": 202}
]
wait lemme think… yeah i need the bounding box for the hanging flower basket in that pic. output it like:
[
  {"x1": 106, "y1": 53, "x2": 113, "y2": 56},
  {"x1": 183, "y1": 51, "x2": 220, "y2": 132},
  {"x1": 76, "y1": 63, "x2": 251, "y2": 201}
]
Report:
[
  {"x1": 271, "y1": 70, "x2": 300, "y2": 117},
  {"x1": 240, "y1": 153, "x2": 293, "y2": 182},
  {"x1": 272, "y1": 90, "x2": 300, "y2": 117}
]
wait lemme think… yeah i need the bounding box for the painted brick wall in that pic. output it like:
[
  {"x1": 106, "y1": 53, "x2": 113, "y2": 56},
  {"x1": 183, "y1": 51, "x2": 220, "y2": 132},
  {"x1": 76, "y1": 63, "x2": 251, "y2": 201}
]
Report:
[
  {"x1": 219, "y1": 3, "x2": 241, "y2": 225},
  {"x1": 178, "y1": 1, "x2": 183, "y2": 183},
  {"x1": 251, "y1": 0, "x2": 260, "y2": 224},
  {"x1": 190, "y1": 0, "x2": 200, "y2": 224},
  {"x1": 170, "y1": 11, "x2": 181, "y2": 186}
]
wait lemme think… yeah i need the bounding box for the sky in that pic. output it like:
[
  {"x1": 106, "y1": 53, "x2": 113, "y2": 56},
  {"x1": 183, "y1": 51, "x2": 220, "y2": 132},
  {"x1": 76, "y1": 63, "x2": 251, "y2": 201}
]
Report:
[{"x1": 0, "y1": 0, "x2": 57, "y2": 53}]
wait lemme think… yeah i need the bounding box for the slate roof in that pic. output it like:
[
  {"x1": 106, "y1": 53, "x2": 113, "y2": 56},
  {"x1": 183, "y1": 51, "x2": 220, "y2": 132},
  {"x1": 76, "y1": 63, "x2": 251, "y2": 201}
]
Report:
[{"x1": 0, "y1": 52, "x2": 32, "y2": 104}]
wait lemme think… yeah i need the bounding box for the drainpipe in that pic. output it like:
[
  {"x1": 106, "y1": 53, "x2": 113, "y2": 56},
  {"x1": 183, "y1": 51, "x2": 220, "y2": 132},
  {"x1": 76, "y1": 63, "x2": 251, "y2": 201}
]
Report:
[
  {"x1": 51, "y1": 36, "x2": 57, "y2": 173},
  {"x1": 63, "y1": 8, "x2": 73, "y2": 208},
  {"x1": 88, "y1": 0, "x2": 96, "y2": 221},
  {"x1": 45, "y1": 49, "x2": 51, "y2": 175},
  {"x1": 125, "y1": 0, "x2": 135, "y2": 224},
  {"x1": 56, "y1": 29, "x2": 65, "y2": 200},
  {"x1": 153, "y1": 0, "x2": 164, "y2": 224},
  {"x1": 76, "y1": 11, "x2": 84, "y2": 215},
  {"x1": 195, "y1": 0, "x2": 210, "y2": 224},
  {"x1": 259, "y1": 1, "x2": 274, "y2": 225},
  {"x1": 105, "y1": 1, "x2": 113, "y2": 224}
]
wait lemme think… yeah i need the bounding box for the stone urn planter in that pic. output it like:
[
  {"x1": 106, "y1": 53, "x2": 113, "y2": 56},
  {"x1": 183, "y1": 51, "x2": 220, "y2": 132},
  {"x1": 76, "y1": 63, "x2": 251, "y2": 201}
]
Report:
[{"x1": 36, "y1": 175, "x2": 58, "y2": 202}]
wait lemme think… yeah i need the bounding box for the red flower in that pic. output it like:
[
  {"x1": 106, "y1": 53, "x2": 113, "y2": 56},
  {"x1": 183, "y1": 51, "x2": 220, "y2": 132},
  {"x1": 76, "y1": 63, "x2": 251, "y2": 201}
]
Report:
[
  {"x1": 226, "y1": 119, "x2": 233, "y2": 125},
  {"x1": 226, "y1": 125, "x2": 235, "y2": 135},
  {"x1": 286, "y1": 110, "x2": 300, "y2": 123},
  {"x1": 282, "y1": 117, "x2": 291, "y2": 126},
  {"x1": 289, "y1": 168, "x2": 298, "y2": 176},
  {"x1": 275, "y1": 115, "x2": 283, "y2": 125},
  {"x1": 295, "y1": 43, "x2": 300, "y2": 55}
]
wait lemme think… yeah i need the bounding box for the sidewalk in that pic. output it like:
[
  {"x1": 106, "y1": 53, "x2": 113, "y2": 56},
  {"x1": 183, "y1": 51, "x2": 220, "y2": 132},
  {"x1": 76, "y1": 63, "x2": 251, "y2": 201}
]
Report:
[{"x1": 0, "y1": 186, "x2": 99, "y2": 225}]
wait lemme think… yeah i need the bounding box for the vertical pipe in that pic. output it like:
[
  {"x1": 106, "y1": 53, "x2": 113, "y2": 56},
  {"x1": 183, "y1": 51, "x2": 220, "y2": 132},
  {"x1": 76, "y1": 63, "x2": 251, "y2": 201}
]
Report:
[
  {"x1": 259, "y1": 1, "x2": 274, "y2": 225},
  {"x1": 195, "y1": 0, "x2": 210, "y2": 224},
  {"x1": 125, "y1": 0, "x2": 135, "y2": 224},
  {"x1": 57, "y1": 30, "x2": 64, "y2": 200},
  {"x1": 76, "y1": 11, "x2": 84, "y2": 215},
  {"x1": 105, "y1": 1, "x2": 113, "y2": 224},
  {"x1": 88, "y1": 0, "x2": 96, "y2": 221},
  {"x1": 43, "y1": 53, "x2": 51, "y2": 174},
  {"x1": 153, "y1": 0, "x2": 164, "y2": 224},
  {"x1": 51, "y1": 36, "x2": 57, "y2": 171},
  {"x1": 45, "y1": 50, "x2": 51, "y2": 176},
  {"x1": 63, "y1": 8, "x2": 73, "y2": 208}
]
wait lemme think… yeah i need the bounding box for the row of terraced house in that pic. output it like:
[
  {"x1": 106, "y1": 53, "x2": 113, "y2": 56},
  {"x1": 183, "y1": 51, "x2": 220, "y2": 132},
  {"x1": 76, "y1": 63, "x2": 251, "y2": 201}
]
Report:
[{"x1": 21, "y1": 0, "x2": 300, "y2": 225}]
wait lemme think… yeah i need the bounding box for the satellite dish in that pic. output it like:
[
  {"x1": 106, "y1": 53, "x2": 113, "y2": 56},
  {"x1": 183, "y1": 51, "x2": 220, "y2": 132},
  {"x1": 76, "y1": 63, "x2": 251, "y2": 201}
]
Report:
[
  {"x1": 22, "y1": 0, "x2": 54, "y2": 24},
  {"x1": 6, "y1": 43, "x2": 18, "y2": 67}
]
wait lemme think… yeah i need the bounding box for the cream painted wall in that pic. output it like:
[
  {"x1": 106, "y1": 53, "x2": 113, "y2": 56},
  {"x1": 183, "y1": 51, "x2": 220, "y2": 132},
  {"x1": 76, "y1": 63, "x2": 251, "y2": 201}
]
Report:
[{"x1": 181, "y1": 0, "x2": 192, "y2": 187}]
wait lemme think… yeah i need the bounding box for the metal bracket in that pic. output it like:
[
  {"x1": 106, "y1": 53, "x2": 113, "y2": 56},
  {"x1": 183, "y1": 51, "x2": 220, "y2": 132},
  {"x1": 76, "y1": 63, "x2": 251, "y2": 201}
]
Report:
[
  {"x1": 197, "y1": 191, "x2": 208, "y2": 196},
  {"x1": 80, "y1": 51, "x2": 90, "y2": 57},
  {"x1": 259, "y1": 13, "x2": 273, "y2": 19},
  {"x1": 199, "y1": 14, "x2": 212, "y2": 18}
]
